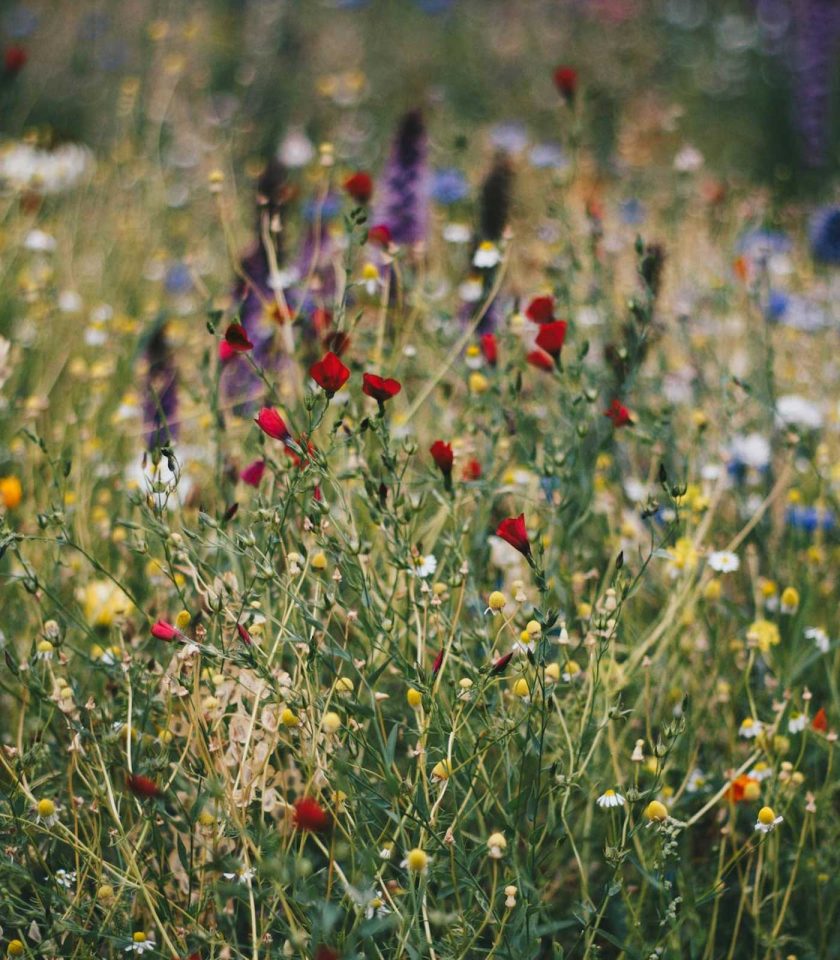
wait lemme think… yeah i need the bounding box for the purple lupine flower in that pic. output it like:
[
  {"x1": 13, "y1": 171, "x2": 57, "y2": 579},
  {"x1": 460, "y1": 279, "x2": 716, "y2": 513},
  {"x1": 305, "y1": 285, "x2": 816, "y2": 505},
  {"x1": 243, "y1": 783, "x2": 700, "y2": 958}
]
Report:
[
  {"x1": 143, "y1": 324, "x2": 178, "y2": 449},
  {"x1": 790, "y1": 0, "x2": 840, "y2": 166},
  {"x1": 372, "y1": 109, "x2": 429, "y2": 246}
]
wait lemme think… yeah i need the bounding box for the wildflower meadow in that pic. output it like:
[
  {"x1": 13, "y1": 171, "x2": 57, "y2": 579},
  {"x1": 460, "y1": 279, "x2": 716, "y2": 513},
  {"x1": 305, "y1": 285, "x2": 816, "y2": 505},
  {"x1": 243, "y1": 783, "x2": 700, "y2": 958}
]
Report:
[{"x1": 1, "y1": 2, "x2": 840, "y2": 958}]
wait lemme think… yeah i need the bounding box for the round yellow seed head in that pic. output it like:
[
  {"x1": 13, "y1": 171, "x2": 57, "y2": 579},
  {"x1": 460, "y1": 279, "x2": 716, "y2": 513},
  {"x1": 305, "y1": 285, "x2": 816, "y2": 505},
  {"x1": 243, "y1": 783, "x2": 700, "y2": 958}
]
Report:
[
  {"x1": 335, "y1": 677, "x2": 354, "y2": 695},
  {"x1": 469, "y1": 372, "x2": 489, "y2": 394},
  {"x1": 280, "y1": 707, "x2": 299, "y2": 728},
  {"x1": 644, "y1": 800, "x2": 668, "y2": 822},
  {"x1": 406, "y1": 688, "x2": 423, "y2": 708},
  {"x1": 758, "y1": 806, "x2": 776, "y2": 825},
  {"x1": 132, "y1": 933, "x2": 147, "y2": 944},
  {"x1": 36, "y1": 640, "x2": 53, "y2": 655},
  {"x1": 311, "y1": 551, "x2": 328, "y2": 571},
  {"x1": 526, "y1": 619, "x2": 542, "y2": 638},
  {"x1": 198, "y1": 811, "x2": 215, "y2": 827},
  {"x1": 97, "y1": 883, "x2": 115, "y2": 901},
  {"x1": 487, "y1": 832, "x2": 507, "y2": 851},
  {"x1": 405, "y1": 848, "x2": 428, "y2": 872},
  {"x1": 488, "y1": 591, "x2": 506, "y2": 612},
  {"x1": 545, "y1": 662, "x2": 560, "y2": 682},
  {"x1": 7, "y1": 941, "x2": 24, "y2": 957},
  {"x1": 37, "y1": 798, "x2": 56, "y2": 818},
  {"x1": 322, "y1": 711, "x2": 341, "y2": 734},
  {"x1": 781, "y1": 586, "x2": 800, "y2": 609},
  {"x1": 743, "y1": 780, "x2": 761, "y2": 802}
]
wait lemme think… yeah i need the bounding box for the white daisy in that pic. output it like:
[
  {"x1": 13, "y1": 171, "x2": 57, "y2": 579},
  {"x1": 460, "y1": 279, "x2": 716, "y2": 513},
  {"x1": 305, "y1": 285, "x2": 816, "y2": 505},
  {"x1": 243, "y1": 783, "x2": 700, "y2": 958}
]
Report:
[
  {"x1": 410, "y1": 555, "x2": 437, "y2": 579},
  {"x1": 458, "y1": 277, "x2": 483, "y2": 302},
  {"x1": 125, "y1": 934, "x2": 155, "y2": 954},
  {"x1": 787, "y1": 712, "x2": 807, "y2": 734},
  {"x1": 686, "y1": 769, "x2": 706, "y2": 793},
  {"x1": 472, "y1": 242, "x2": 501, "y2": 269},
  {"x1": 223, "y1": 867, "x2": 255, "y2": 885},
  {"x1": 708, "y1": 550, "x2": 740, "y2": 573},
  {"x1": 596, "y1": 789, "x2": 626, "y2": 809},
  {"x1": 750, "y1": 761, "x2": 772, "y2": 781},
  {"x1": 754, "y1": 810, "x2": 783, "y2": 834},
  {"x1": 365, "y1": 891, "x2": 391, "y2": 919},
  {"x1": 443, "y1": 222, "x2": 471, "y2": 244},
  {"x1": 806, "y1": 627, "x2": 830, "y2": 654},
  {"x1": 739, "y1": 717, "x2": 763, "y2": 738}
]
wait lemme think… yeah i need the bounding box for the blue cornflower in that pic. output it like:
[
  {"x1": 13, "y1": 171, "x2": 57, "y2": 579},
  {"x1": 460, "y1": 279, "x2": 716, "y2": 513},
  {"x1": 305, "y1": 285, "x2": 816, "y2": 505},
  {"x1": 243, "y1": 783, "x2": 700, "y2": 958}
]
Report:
[
  {"x1": 431, "y1": 168, "x2": 469, "y2": 205},
  {"x1": 809, "y1": 206, "x2": 840, "y2": 265}
]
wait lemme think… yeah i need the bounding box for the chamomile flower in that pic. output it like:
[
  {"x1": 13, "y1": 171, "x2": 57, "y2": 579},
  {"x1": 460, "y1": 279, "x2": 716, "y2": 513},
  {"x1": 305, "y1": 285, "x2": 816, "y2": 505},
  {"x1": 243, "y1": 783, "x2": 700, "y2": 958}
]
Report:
[
  {"x1": 35, "y1": 798, "x2": 59, "y2": 827},
  {"x1": 780, "y1": 587, "x2": 800, "y2": 615},
  {"x1": 806, "y1": 626, "x2": 830, "y2": 653},
  {"x1": 708, "y1": 550, "x2": 739, "y2": 573},
  {"x1": 473, "y1": 241, "x2": 501, "y2": 269},
  {"x1": 750, "y1": 761, "x2": 772, "y2": 781},
  {"x1": 223, "y1": 866, "x2": 255, "y2": 885},
  {"x1": 686, "y1": 769, "x2": 706, "y2": 793},
  {"x1": 365, "y1": 891, "x2": 391, "y2": 919},
  {"x1": 754, "y1": 806, "x2": 783, "y2": 834},
  {"x1": 596, "y1": 789, "x2": 626, "y2": 809},
  {"x1": 739, "y1": 717, "x2": 763, "y2": 738},
  {"x1": 401, "y1": 847, "x2": 430, "y2": 873},
  {"x1": 125, "y1": 933, "x2": 155, "y2": 954},
  {"x1": 563, "y1": 661, "x2": 583, "y2": 683},
  {"x1": 410, "y1": 554, "x2": 437, "y2": 579},
  {"x1": 485, "y1": 591, "x2": 507, "y2": 615},
  {"x1": 35, "y1": 640, "x2": 54, "y2": 662},
  {"x1": 379, "y1": 842, "x2": 394, "y2": 860},
  {"x1": 788, "y1": 711, "x2": 807, "y2": 734}
]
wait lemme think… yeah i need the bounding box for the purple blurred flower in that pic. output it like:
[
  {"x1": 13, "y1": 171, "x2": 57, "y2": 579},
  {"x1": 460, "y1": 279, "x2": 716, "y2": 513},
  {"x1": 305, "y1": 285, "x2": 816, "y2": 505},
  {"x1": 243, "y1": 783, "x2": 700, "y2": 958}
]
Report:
[
  {"x1": 373, "y1": 109, "x2": 429, "y2": 246},
  {"x1": 791, "y1": 0, "x2": 840, "y2": 166},
  {"x1": 143, "y1": 325, "x2": 178, "y2": 449}
]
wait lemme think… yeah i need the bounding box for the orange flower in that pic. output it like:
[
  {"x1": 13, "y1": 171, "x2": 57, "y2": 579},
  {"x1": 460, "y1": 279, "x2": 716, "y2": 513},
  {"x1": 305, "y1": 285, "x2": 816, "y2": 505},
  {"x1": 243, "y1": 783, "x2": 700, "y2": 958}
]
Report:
[
  {"x1": 0, "y1": 476, "x2": 22, "y2": 510},
  {"x1": 726, "y1": 774, "x2": 760, "y2": 803}
]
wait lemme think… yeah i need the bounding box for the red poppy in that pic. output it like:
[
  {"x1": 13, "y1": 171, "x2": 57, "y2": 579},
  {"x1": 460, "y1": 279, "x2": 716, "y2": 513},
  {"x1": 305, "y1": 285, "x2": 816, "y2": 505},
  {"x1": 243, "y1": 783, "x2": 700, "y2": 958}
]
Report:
[
  {"x1": 812, "y1": 707, "x2": 828, "y2": 732},
  {"x1": 362, "y1": 372, "x2": 401, "y2": 403},
  {"x1": 535, "y1": 320, "x2": 568, "y2": 359},
  {"x1": 255, "y1": 407, "x2": 290, "y2": 441},
  {"x1": 525, "y1": 296, "x2": 555, "y2": 324},
  {"x1": 293, "y1": 796, "x2": 331, "y2": 832},
  {"x1": 480, "y1": 332, "x2": 498, "y2": 366},
  {"x1": 553, "y1": 65, "x2": 578, "y2": 103},
  {"x1": 218, "y1": 340, "x2": 236, "y2": 362},
  {"x1": 463, "y1": 458, "x2": 482, "y2": 481},
  {"x1": 343, "y1": 171, "x2": 373, "y2": 204},
  {"x1": 526, "y1": 349, "x2": 554, "y2": 372},
  {"x1": 236, "y1": 624, "x2": 252, "y2": 646},
  {"x1": 151, "y1": 619, "x2": 181, "y2": 642},
  {"x1": 367, "y1": 223, "x2": 392, "y2": 247},
  {"x1": 4, "y1": 46, "x2": 27, "y2": 75},
  {"x1": 224, "y1": 323, "x2": 253, "y2": 353},
  {"x1": 240, "y1": 459, "x2": 266, "y2": 487},
  {"x1": 430, "y1": 440, "x2": 454, "y2": 477},
  {"x1": 127, "y1": 773, "x2": 160, "y2": 799},
  {"x1": 604, "y1": 399, "x2": 632, "y2": 428},
  {"x1": 490, "y1": 652, "x2": 514, "y2": 675},
  {"x1": 310, "y1": 351, "x2": 350, "y2": 397},
  {"x1": 496, "y1": 514, "x2": 530, "y2": 557}
]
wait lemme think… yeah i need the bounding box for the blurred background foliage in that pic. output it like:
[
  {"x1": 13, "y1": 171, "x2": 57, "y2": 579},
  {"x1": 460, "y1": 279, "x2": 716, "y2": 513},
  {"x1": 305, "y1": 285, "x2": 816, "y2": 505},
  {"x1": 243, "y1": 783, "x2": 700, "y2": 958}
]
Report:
[{"x1": 0, "y1": 0, "x2": 838, "y2": 197}]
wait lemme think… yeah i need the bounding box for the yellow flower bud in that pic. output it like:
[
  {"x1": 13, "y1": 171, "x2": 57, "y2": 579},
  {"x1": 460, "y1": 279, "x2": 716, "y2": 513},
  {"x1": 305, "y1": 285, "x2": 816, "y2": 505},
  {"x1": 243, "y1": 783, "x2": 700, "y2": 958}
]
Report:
[
  {"x1": 644, "y1": 800, "x2": 668, "y2": 822},
  {"x1": 406, "y1": 688, "x2": 423, "y2": 708}
]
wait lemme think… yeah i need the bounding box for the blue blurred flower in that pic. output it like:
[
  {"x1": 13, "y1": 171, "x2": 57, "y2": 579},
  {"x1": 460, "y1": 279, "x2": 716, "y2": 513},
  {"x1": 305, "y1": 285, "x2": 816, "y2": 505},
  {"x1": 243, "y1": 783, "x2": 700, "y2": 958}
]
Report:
[
  {"x1": 304, "y1": 193, "x2": 341, "y2": 222},
  {"x1": 809, "y1": 206, "x2": 840, "y2": 264},
  {"x1": 786, "y1": 505, "x2": 836, "y2": 533},
  {"x1": 490, "y1": 122, "x2": 528, "y2": 154},
  {"x1": 529, "y1": 143, "x2": 568, "y2": 170},
  {"x1": 619, "y1": 198, "x2": 646, "y2": 226},
  {"x1": 765, "y1": 289, "x2": 789, "y2": 322},
  {"x1": 431, "y1": 168, "x2": 469, "y2": 205},
  {"x1": 165, "y1": 263, "x2": 193, "y2": 296},
  {"x1": 736, "y1": 228, "x2": 791, "y2": 263}
]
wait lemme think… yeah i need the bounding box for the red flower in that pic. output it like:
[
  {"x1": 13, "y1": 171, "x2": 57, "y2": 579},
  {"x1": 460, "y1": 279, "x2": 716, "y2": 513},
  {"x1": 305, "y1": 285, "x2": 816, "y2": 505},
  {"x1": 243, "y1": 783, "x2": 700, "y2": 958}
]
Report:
[
  {"x1": 480, "y1": 332, "x2": 498, "y2": 366},
  {"x1": 496, "y1": 514, "x2": 530, "y2": 558},
  {"x1": 224, "y1": 323, "x2": 253, "y2": 353},
  {"x1": 127, "y1": 773, "x2": 160, "y2": 799},
  {"x1": 526, "y1": 349, "x2": 554, "y2": 372},
  {"x1": 430, "y1": 440, "x2": 454, "y2": 477},
  {"x1": 553, "y1": 65, "x2": 578, "y2": 103},
  {"x1": 525, "y1": 296, "x2": 555, "y2": 324},
  {"x1": 604, "y1": 399, "x2": 632, "y2": 428},
  {"x1": 490, "y1": 652, "x2": 514, "y2": 675},
  {"x1": 535, "y1": 320, "x2": 568, "y2": 359},
  {"x1": 151, "y1": 620, "x2": 181, "y2": 642},
  {"x1": 293, "y1": 796, "x2": 331, "y2": 833},
  {"x1": 343, "y1": 171, "x2": 373, "y2": 204},
  {"x1": 255, "y1": 407, "x2": 290, "y2": 441},
  {"x1": 431, "y1": 648, "x2": 445, "y2": 677},
  {"x1": 367, "y1": 224, "x2": 392, "y2": 247},
  {"x1": 4, "y1": 45, "x2": 27, "y2": 75},
  {"x1": 812, "y1": 707, "x2": 828, "y2": 732},
  {"x1": 362, "y1": 372, "x2": 401, "y2": 403},
  {"x1": 463, "y1": 458, "x2": 482, "y2": 481},
  {"x1": 240, "y1": 459, "x2": 266, "y2": 487},
  {"x1": 236, "y1": 624, "x2": 252, "y2": 646},
  {"x1": 310, "y1": 351, "x2": 350, "y2": 397}
]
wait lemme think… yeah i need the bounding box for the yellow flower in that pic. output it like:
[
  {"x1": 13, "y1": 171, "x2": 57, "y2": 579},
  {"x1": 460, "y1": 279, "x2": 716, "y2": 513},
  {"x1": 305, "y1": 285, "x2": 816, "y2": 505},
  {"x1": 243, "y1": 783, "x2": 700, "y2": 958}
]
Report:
[
  {"x1": 758, "y1": 806, "x2": 776, "y2": 824},
  {"x1": 644, "y1": 800, "x2": 668, "y2": 822},
  {"x1": 322, "y1": 711, "x2": 341, "y2": 734},
  {"x1": 404, "y1": 848, "x2": 429, "y2": 872},
  {"x1": 545, "y1": 662, "x2": 560, "y2": 683},
  {"x1": 487, "y1": 591, "x2": 506, "y2": 613},
  {"x1": 175, "y1": 610, "x2": 191, "y2": 630},
  {"x1": 311, "y1": 551, "x2": 328, "y2": 572},
  {"x1": 7, "y1": 941, "x2": 24, "y2": 957},
  {"x1": 704, "y1": 578, "x2": 722, "y2": 601},
  {"x1": 406, "y1": 688, "x2": 423, "y2": 709},
  {"x1": 37, "y1": 798, "x2": 56, "y2": 818},
  {"x1": 431, "y1": 759, "x2": 451, "y2": 781},
  {"x1": 280, "y1": 708, "x2": 299, "y2": 728},
  {"x1": 747, "y1": 619, "x2": 780, "y2": 653},
  {"x1": 487, "y1": 832, "x2": 507, "y2": 857},
  {"x1": 780, "y1": 587, "x2": 800, "y2": 614},
  {"x1": 96, "y1": 883, "x2": 115, "y2": 902},
  {"x1": 667, "y1": 537, "x2": 698, "y2": 574},
  {"x1": 334, "y1": 677, "x2": 354, "y2": 695},
  {"x1": 512, "y1": 677, "x2": 530, "y2": 699},
  {"x1": 469, "y1": 372, "x2": 489, "y2": 394},
  {"x1": 79, "y1": 580, "x2": 131, "y2": 628},
  {"x1": 0, "y1": 476, "x2": 22, "y2": 509}
]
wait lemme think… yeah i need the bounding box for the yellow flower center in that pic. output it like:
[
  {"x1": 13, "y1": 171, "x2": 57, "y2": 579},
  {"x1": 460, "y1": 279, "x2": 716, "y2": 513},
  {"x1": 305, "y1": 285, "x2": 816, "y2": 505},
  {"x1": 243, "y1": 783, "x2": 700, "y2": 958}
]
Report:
[
  {"x1": 758, "y1": 806, "x2": 776, "y2": 825},
  {"x1": 37, "y1": 798, "x2": 56, "y2": 818},
  {"x1": 406, "y1": 848, "x2": 428, "y2": 872}
]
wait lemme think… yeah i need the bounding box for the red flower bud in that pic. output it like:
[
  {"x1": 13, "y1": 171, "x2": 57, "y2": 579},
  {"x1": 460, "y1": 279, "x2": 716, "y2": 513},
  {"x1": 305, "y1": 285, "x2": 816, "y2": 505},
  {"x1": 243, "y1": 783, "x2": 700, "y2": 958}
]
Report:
[
  {"x1": 463, "y1": 458, "x2": 482, "y2": 481},
  {"x1": 240, "y1": 459, "x2": 266, "y2": 487},
  {"x1": 812, "y1": 707, "x2": 828, "y2": 732},
  {"x1": 343, "y1": 171, "x2": 373, "y2": 204},
  {"x1": 362, "y1": 372, "x2": 401, "y2": 403},
  {"x1": 127, "y1": 773, "x2": 161, "y2": 799},
  {"x1": 526, "y1": 349, "x2": 554, "y2": 372},
  {"x1": 310, "y1": 351, "x2": 350, "y2": 397},
  {"x1": 429, "y1": 440, "x2": 454, "y2": 477},
  {"x1": 496, "y1": 514, "x2": 531, "y2": 558},
  {"x1": 525, "y1": 296, "x2": 555, "y2": 324},
  {"x1": 293, "y1": 796, "x2": 331, "y2": 833},
  {"x1": 535, "y1": 320, "x2": 568, "y2": 359},
  {"x1": 236, "y1": 623, "x2": 253, "y2": 646},
  {"x1": 480, "y1": 332, "x2": 498, "y2": 367},
  {"x1": 4, "y1": 45, "x2": 27, "y2": 75},
  {"x1": 151, "y1": 620, "x2": 180, "y2": 642},
  {"x1": 224, "y1": 323, "x2": 253, "y2": 353},
  {"x1": 490, "y1": 652, "x2": 514, "y2": 675},
  {"x1": 604, "y1": 399, "x2": 632, "y2": 428},
  {"x1": 255, "y1": 407, "x2": 290, "y2": 441},
  {"x1": 367, "y1": 224, "x2": 392, "y2": 248},
  {"x1": 553, "y1": 65, "x2": 578, "y2": 103},
  {"x1": 431, "y1": 648, "x2": 445, "y2": 676}
]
